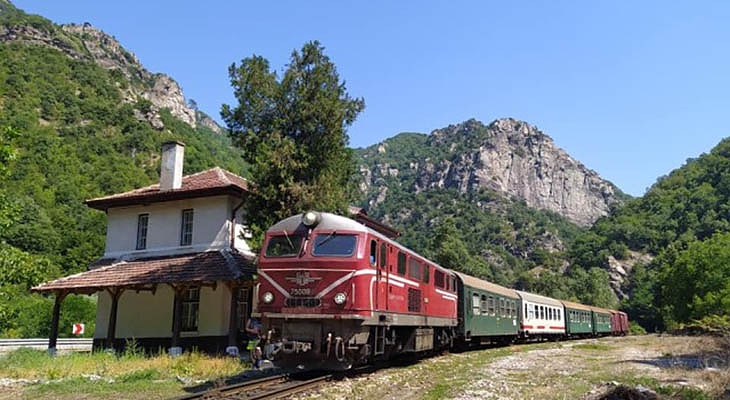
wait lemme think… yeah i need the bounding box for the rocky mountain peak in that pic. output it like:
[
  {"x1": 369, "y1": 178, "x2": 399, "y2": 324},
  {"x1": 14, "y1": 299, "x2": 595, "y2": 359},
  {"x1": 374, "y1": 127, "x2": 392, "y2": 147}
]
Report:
[
  {"x1": 360, "y1": 118, "x2": 625, "y2": 226},
  {"x1": 0, "y1": 4, "x2": 214, "y2": 131}
]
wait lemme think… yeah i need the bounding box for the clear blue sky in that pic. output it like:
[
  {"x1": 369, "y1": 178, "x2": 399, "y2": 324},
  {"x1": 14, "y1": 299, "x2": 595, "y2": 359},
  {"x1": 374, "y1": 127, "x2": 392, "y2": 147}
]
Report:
[{"x1": 13, "y1": 1, "x2": 730, "y2": 196}]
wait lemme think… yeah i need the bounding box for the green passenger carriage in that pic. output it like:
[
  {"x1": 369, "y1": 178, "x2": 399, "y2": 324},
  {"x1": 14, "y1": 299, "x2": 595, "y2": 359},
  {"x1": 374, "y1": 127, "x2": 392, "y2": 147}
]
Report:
[
  {"x1": 561, "y1": 300, "x2": 593, "y2": 337},
  {"x1": 453, "y1": 271, "x2": 519, "y2": 344},
  {"x1": 590, "y1": 306, "x2": 613, "y2": 336}
]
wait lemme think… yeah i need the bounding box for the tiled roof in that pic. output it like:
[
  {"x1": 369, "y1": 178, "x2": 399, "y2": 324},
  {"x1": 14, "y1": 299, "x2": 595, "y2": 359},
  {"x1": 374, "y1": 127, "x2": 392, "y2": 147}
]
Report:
[
  {"x1": 31, "y1": 250, "x2": 256, "y2": 294},
  {"x1": 86, "y1": 167, "x2": 250, "y2": 210}
]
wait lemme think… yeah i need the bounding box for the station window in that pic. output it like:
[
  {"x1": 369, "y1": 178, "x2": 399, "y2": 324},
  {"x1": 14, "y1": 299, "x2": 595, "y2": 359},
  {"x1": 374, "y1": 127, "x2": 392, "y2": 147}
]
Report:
[
  {"x1": 136, "y1": 213, "x2": 148, "y2": 250},
  {"x1": 174, "y1": 287, "x2": 200, "y2": 332},
  {"x1": 397, "y1": 252, "x2": 406, "y2": 275},
  {"x1": 380, "y1": 243, "x2": 387, "y2": 269},
  {"x1": 434, "y1": 270, "x2": 445, "y2": 289},
  {"x1": 180, "y1": 209, "x2": 194, "y2": 246},
  {"x1": 408, "y1": 258, "x2": 422, "y2": 281}
]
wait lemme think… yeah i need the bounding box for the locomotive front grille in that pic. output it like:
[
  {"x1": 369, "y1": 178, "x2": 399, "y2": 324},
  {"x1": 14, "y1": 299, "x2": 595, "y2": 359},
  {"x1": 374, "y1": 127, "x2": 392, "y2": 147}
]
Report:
[{"x1": 285, "y1": 297, "x2": 321, "y2": 308}]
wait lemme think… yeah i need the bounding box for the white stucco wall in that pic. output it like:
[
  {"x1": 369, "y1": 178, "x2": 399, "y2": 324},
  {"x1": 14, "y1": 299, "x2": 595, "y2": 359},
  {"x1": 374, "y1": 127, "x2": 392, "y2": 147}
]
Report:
[
  {"x1": 104, "y1": 196, "x2": 234, "y2": 258},
  {"x1": 94, "y1": 283, "x2": 235, "y2": 339}
]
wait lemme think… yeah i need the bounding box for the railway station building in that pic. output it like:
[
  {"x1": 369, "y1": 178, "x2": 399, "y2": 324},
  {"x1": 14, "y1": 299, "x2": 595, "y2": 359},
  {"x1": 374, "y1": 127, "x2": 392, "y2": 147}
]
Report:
[{"x1": 32, "y1": 141, "x2": 257, "y2": 355}]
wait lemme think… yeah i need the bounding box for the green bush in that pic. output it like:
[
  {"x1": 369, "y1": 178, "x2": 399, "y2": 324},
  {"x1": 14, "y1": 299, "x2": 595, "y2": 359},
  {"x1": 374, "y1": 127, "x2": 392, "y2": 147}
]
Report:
[{"x1": 629, "y1": 321, "x2": 647, "y2": 335}]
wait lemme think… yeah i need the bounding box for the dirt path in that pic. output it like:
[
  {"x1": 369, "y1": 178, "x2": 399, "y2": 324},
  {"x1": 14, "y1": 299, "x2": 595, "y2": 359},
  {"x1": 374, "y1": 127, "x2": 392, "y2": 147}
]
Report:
[{"x1": 302, "y1": 335, "x2": 729, "y2": 400}]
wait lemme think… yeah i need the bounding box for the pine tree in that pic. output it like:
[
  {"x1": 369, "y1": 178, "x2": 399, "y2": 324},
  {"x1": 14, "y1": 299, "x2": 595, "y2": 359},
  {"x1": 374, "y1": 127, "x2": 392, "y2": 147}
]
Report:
[{"x1": 221, "y1": 41, "x2": 365, "y2": 244}]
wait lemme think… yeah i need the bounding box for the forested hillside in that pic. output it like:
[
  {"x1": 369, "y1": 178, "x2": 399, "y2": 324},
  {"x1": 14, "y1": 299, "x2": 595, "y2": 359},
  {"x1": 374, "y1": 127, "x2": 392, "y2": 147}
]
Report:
[
  {"x1": 355, "y1": 123, "x2": 622, "y2": 309},
  {"x1": 570, "y1": 137, "x2": 730, "y2": 330},
  {"x1": 0, "y1": 1, "x2": 247, "y2": 337}
]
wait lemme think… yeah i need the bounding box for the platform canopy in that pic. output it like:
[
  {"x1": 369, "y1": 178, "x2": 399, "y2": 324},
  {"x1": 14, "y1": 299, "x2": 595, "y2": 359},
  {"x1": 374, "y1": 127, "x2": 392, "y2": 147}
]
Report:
[{"x1": 31, "y1": 250, "x2": 255, "y2": 295}]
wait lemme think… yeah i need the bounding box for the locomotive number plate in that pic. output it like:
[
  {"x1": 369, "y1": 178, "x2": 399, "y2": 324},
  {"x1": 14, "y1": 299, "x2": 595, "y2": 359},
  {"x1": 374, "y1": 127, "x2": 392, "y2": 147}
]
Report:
[{"x1": 291, "y1": 288, "x2": 312, "y2": 296}]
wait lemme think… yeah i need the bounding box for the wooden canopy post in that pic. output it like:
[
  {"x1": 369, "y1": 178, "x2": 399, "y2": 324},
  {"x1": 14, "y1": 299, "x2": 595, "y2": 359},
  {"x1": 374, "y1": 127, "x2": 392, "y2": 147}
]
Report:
[
  {"x1": 227, "y1": 283, "x2": 239, "y2": 348},
  {"x1": 105, "y1": 287, "x2": 124, "y2": 350},
  {"x1": 48, "y1": 290, "x2": 68, "y2": 355},
  {"x1": 170, "y1": 284, "x2": 186, "y2": 353}
]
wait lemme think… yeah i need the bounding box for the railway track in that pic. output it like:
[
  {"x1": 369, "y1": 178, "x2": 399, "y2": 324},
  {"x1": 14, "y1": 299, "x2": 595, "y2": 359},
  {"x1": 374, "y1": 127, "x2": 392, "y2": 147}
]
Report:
[{"x1": 178, "y1": 372, "x2": 332, "y2": 400}]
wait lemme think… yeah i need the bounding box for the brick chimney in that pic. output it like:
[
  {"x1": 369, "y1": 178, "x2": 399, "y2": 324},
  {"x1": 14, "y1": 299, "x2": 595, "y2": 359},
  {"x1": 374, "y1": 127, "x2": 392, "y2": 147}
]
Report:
[{"x1": 160, "y1": 141, "x2": 185, "y2": 191}]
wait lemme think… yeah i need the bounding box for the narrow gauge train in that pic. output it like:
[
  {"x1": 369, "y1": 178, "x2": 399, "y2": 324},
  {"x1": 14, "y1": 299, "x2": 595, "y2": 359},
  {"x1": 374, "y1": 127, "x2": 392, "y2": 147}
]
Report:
[{"x1": 255, "y1": 211, "x2": 628, "y2": 370}]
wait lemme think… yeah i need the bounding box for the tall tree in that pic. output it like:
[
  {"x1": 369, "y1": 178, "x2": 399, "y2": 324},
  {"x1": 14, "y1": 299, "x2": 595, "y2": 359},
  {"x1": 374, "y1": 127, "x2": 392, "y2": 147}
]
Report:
[{"x1": 221, "y1": 41, "x2": 365, "y2": 243}]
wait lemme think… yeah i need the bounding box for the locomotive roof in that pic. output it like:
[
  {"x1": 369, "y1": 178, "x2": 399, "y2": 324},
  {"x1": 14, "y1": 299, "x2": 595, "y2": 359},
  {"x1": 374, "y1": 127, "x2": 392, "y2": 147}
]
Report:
[
  {"x1": 588, "y1": 306, "x2": 614, "y2": 315},
  {"x1": 515, "y1": 290, "x2": 563, "y2": 307},
  {"x1": 560, "y1": 300, "x2": 592, "y2": 312},
  {"x1": 452, "y1": 271, "x2": 519, "y2": 299},
  {"x1": 268, "y1": 212, "x2": 370, "y2": 234},
  {"x1": 267, "y1": 212, "x2": 453, "y2": 274}
]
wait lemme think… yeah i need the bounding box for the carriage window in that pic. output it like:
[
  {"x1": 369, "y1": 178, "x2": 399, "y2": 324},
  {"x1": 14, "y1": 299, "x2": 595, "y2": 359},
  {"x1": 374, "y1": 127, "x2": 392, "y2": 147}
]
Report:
[
  {"x1": 480, "y1": 295, "x2": 487, "y2": 314},
  {"x1": 380, "y1": 243, "x2": 387, "y2": 269},
  {"x1": 472, "y1": 293, "x2": 480, "y2": 315},
  {"x1": 397, "y1": 252, "x2": 407, "y2": 275},
  {"x1": 488, "y1": 296, "x2": 495, "y2": 315},
  {"x1": 423, "y1": 265, "x2": 430, "y2": 283},
  {"x1": 548, "y1": 308, "x2": 553, "y2": 320},
  {"x1": 312, "y1": 234, "x2": 357, "y2": 257},
  {"x1": 512, "y1": 301, "x2": 517, "y2": 317},
  {"x1": 434, "y1": 270, "x2": 445, "y2": 288},
  {"x1": 265, "y1": 234, "x2": 304, "y2": 257},
  {"x1": 408, "y1": 258, "x2": 422, "y2": 280},
  {"x1": 370, "y1": 240, "x2": 377, "y2": 265},
  {"x1": 499, "y1": 298, "x2": 506, "y2": 317},
  {"x1": 557, "y1": 309, "x2": 561, "y2": 321},
  {"x1": 540, "y1": 306, "x2": 545, "y2": 320}
]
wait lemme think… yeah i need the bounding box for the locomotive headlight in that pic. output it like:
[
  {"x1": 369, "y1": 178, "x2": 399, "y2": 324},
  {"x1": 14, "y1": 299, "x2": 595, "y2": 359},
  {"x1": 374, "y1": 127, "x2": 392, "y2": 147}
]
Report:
[
  {"x1": 262, "y1": 291, "x2": 274, "y2": 304},
  {"x1": 302, "y1": 211, "x2": 321, "y2": 227},
  {"x1": 333, "y1": 292, "x2": 347, "y2": 305}
]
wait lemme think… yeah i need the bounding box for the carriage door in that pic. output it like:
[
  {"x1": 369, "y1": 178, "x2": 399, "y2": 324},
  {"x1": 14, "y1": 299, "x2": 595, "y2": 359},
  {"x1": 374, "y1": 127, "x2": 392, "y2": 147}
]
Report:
[{"x1": 376, "y1": 243, "x2": 387, "y2": 311}]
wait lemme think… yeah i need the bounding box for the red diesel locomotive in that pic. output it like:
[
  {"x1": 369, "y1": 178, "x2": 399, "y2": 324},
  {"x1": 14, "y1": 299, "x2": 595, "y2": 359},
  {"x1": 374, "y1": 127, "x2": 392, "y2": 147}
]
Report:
[{"x1": 255, "y1": 211, "x2": 458, "y2": 369}]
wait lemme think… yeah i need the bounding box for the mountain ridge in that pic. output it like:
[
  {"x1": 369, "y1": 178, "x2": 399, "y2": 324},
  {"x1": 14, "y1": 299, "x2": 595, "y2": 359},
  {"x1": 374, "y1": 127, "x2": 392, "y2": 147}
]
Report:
[
  {"x1": 359, "y1": 117, "x2": 626, "y2": 227},
  {"x1": 0, "y1": 1, "x2": 222, "y2": 133}
]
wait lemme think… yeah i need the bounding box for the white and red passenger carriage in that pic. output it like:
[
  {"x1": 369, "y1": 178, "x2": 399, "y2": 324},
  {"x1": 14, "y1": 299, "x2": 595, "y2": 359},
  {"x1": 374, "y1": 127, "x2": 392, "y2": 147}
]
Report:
[{"x1": 255, "y1": 212, "x2": 458, "y2": 369}]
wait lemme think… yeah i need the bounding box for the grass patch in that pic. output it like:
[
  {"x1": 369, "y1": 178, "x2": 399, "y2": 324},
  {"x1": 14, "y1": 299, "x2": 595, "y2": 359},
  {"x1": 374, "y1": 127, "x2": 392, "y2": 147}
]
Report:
[
  {"x1": 0, "y1": 348, "x2": 248, "y2": 399},
  {"x1": 573, "y1": 343, "x2": 612, "y2": 351}
]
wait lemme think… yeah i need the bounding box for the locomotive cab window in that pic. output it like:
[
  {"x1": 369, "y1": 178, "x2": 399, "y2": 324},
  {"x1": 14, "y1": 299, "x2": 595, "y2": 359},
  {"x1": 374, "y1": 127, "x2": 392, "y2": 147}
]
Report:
[
  {"x1": 265, "y1": 234, "x2": 304, "y2": 257},
  {"x1": 312, "y1": 233, "x2": 357, "y2": 257}
]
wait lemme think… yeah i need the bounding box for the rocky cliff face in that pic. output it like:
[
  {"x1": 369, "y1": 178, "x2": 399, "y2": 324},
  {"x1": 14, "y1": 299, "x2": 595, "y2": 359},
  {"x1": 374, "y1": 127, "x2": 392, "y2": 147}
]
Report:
[
  {"x1": 360, "y1": 118, "x2": 624, "y2": 226},
  {"x1": 0, "y1": 14, "x2": 212, "y2": 131}
]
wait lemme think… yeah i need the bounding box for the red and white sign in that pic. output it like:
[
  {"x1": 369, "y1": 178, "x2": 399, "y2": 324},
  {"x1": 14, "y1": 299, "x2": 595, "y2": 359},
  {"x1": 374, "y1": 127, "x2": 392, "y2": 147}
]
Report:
[{"x1": 72, "y1": 323, "x2": 85, "y2": 335}]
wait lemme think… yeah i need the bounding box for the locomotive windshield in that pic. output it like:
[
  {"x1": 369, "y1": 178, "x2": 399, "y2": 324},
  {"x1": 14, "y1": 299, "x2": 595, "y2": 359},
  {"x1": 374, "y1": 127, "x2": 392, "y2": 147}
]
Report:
[
  {"x1": 312, "y1": 233, "x2": 357, "y2": 257},
  {"x1": 265, "y1": 234, "x2": 304, "y2": 257}
]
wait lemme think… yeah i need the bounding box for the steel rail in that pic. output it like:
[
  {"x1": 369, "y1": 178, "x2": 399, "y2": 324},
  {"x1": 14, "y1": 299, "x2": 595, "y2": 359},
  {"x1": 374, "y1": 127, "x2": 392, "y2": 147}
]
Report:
[{"x1": 178, "y1": 372, "x2": 332, "y2": 400}]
